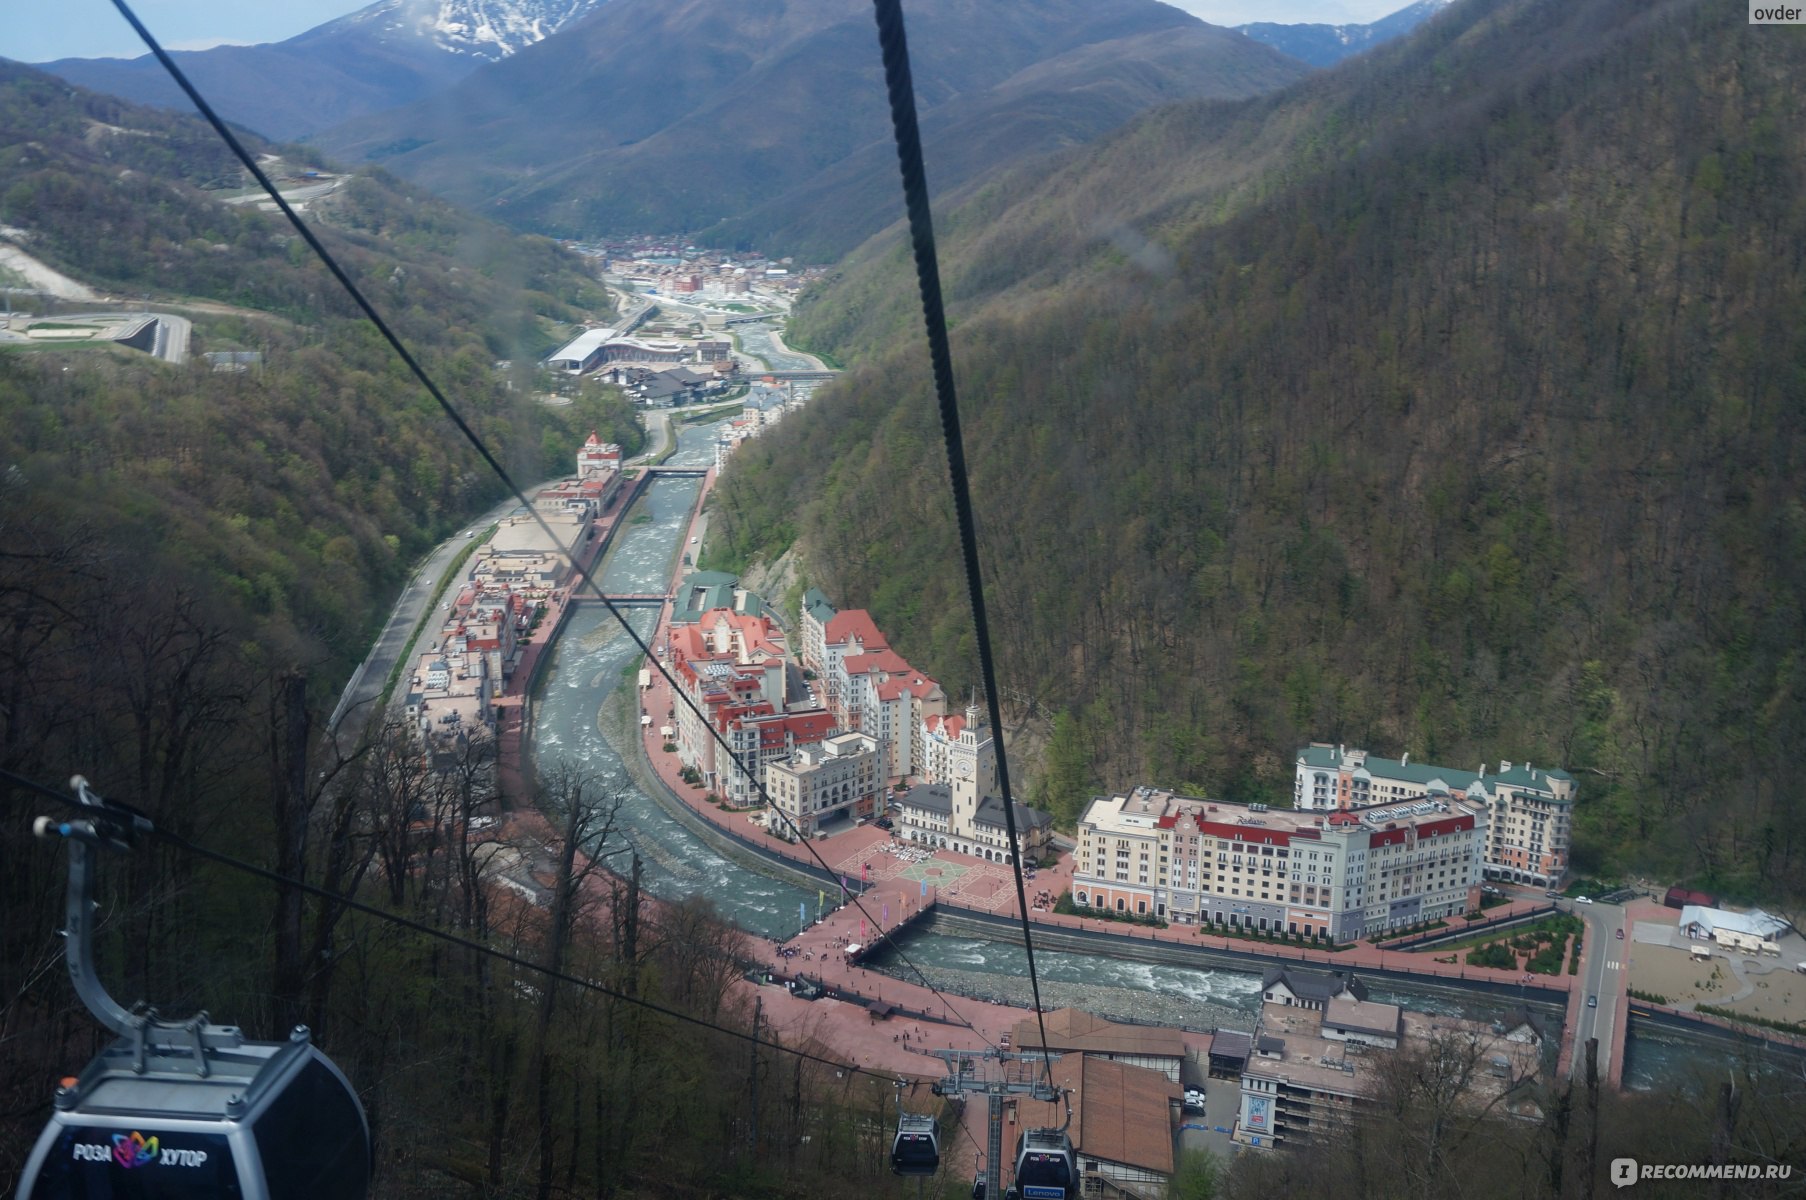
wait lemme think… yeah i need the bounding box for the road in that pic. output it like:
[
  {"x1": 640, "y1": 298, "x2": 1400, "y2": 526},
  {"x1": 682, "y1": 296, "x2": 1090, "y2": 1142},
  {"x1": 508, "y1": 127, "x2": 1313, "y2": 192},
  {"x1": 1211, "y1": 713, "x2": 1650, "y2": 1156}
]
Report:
[
  {"x1": 151, "y1": 313, "x2": 191, "y2": 364},
  {"x1": 1568, "y1": 897, "x2": 1628, "y2": 1079},
  {"x1": 28, "y1": 310, "x2": 192, "y2": 365},
  {"x1": 327, "y1": 491, "x2": 538, "y2": 737},
  {"x1": 637, "y1": 411, "x2": 673, "y2": 463},
  {"x1": 221, "y1": 179, "x2": 341, "y2": 209}
]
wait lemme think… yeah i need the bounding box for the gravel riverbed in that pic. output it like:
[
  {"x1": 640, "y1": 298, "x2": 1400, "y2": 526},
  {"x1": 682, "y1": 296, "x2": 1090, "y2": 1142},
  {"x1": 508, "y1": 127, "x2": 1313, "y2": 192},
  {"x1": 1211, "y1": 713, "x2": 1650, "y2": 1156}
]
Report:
[{"x1": 861, "y1": 960, "x2": 1255, "y2": 1033}]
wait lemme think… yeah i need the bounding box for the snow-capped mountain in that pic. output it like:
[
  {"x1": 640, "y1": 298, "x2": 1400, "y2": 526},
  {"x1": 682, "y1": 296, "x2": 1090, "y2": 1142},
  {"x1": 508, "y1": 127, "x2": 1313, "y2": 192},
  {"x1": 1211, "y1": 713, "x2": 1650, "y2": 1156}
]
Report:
[
  {"x1": 38, "y1": 0, "x2": 611, "y2": 140},
  {"x1": 1237, "y1": 0, "x2": 1452, "y2": 69},
  {"x1": 324, "y1": 0, "x2": 608, "y2": 62}
]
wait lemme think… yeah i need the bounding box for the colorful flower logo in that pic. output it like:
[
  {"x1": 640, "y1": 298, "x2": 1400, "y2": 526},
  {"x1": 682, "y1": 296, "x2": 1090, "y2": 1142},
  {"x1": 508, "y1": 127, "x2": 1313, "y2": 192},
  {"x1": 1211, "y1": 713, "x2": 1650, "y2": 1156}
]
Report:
[{"x1": 111, "y1": 1131, "x2": 159, "y2": 1169}]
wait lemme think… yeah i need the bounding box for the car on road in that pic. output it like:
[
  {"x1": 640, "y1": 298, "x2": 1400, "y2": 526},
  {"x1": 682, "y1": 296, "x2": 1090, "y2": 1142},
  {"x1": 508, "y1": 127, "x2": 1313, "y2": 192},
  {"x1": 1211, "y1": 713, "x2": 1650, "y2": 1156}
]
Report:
[
  {"x1": 1615, "y1": 928, "x2": 1624, "y2": 939},
  {"x1": 1575, "y1": 895, "x2": 1594, "y2": 904},
  {"x1": 1587, "y1": 994, "x2": 1598, "y2": 1008},
  {"x1": 1545, "y1": 890, "x2": 1561, "y2": 898}
]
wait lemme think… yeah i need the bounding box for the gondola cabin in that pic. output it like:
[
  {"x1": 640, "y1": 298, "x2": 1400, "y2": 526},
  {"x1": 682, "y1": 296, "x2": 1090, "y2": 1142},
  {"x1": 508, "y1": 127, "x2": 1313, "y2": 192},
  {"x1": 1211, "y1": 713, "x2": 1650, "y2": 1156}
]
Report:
[
  {"x1": 1013, "y1": 1128, "x2": 1075, "y2": 1200},
  {"x1": 891, "y1": 1112, "x2": 940, "y2": 1175},
  {"x1": 18, "y1": 1024, "x2": 370, "y2": 1200}
]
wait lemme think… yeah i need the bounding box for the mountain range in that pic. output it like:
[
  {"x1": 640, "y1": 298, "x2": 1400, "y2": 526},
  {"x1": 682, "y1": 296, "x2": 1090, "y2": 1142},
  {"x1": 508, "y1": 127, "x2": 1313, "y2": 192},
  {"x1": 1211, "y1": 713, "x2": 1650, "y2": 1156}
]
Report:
[
  {"x1": 311, "y1": 0, "x2": 1308, "y2": 258},
  {"x1": 34, "y1": 0, "x2": 608, "y2": 142},
  {"x1": 1236, "y1": 0, "x2": 1452, "y2": 67}
]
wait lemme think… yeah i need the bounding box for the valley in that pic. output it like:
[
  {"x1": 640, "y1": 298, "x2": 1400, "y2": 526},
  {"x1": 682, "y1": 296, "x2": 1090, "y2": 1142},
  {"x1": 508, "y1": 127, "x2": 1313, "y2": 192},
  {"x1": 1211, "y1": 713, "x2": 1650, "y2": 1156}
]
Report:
[{"x1": 4, "y1": 0, "x2": 1806, "y2": 1195}]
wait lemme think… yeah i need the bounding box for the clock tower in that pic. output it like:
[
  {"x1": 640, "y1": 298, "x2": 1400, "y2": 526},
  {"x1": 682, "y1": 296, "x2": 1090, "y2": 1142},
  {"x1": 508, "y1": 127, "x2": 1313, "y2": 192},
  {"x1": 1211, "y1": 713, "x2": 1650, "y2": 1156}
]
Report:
[{"x1": 950, "y1": 703, "x2": 996, "y2": 797}]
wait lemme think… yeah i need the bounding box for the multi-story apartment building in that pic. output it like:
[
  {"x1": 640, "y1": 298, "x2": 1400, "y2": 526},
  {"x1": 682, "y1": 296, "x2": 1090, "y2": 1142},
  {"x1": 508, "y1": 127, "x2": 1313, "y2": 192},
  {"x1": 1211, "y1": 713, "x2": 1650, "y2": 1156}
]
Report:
[
  {"x1": 839, "y1": 648, "x2": 943, "y2": 780},
  {"x1": 799, "y1": 588, "x2": 836, "y2": 677},
  {"x1": 1233, "y1": 970, "x2": 1543, "y2": 1150},
  {"x1": 1072, "y1": 786, "x2": 1486, "y2": 942},
  {"x1": 798, "y1": 605, "x2": 945, "y2": 782},
  {"x1": 668, "y1": 609, "x2": 790, "y2": 794},
  {"x1": 765, "y1": 733, "x2": 881, "y2": 836},
  {"x1": 1293, "y1": 744, "x2": 1575, "y2": 887}
]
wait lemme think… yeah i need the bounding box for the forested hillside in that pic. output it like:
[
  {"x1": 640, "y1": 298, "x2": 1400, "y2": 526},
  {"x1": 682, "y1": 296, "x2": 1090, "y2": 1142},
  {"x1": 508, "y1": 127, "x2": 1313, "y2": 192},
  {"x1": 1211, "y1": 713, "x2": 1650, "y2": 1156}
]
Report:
[
  {"x1": 0, "y1": 62, "x2": 636, "y2": 678},
  {"x1": 711, "y1": 0, "x2": 1806, "y2": 903},
  {"x1": 0, "y1": 66, "x2": 872, "y2": 1198}
]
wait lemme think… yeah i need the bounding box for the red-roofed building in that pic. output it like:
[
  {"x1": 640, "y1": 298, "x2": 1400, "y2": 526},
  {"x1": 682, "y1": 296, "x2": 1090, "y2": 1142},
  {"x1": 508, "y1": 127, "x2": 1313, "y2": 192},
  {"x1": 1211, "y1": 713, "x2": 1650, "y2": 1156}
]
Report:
[
  {"x1": 576, "y1": 432, "x2": 621, "y2": 480},
  {"x1": 811, "y1": 609, "x2": 948, "y2": 781},
  {"x1": 1073, "y1": 787, "x2": 1486, "y2": 942},
  {"x1": 821, "y1": 609, "x2": 887, "y2": 716}
]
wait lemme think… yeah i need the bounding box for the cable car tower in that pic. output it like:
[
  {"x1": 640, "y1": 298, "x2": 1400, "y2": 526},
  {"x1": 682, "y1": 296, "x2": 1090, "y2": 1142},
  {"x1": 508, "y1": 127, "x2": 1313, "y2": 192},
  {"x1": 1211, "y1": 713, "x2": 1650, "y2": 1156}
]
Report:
[
  {"x1": 929, "y1": 1047, "x2": 1071, "y2": 1200},
  {"x1": 17, "y1": 778, "x2": 372, "y2": 1200}
]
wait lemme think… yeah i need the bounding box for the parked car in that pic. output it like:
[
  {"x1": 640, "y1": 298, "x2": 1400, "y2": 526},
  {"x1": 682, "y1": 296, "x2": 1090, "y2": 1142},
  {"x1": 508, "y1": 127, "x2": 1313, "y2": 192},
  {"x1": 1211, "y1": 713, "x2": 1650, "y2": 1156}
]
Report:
[
  {"x1": 1545, "y1": 890, "x2": 1560, "y2": 898},
  {"x1": 875, "y1": 817, "x2": 894, "y2": 830},
  {"x1": 1587, "y1": 995, "x2": 1598, "y2": 1008},
  {"x1": 1183, "y1": 1088, "x2": 1206, "y2": 1112}
]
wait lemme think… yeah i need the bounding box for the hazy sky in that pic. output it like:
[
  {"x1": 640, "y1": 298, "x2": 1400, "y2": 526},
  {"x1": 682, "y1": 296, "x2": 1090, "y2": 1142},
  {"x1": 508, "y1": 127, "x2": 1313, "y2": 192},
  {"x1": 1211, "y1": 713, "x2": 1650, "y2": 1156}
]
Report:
[{"x1": 6, "y1": 0, "x2": 1412, "y2": 64}]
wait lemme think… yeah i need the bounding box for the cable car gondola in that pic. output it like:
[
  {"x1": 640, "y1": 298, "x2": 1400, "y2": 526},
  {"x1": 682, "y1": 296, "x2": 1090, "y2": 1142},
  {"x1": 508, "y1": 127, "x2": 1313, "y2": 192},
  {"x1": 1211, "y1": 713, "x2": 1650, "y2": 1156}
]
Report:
[
  {"x1": 1013, "y1": 1127, "x2": 1075, "y2": 1200},
  {"x1": 18, "y1": 778, "x2": 372, "y2": 1200},
  {"x1": 891, "y1": 1111, "x2": 941, "y2": 1176}
]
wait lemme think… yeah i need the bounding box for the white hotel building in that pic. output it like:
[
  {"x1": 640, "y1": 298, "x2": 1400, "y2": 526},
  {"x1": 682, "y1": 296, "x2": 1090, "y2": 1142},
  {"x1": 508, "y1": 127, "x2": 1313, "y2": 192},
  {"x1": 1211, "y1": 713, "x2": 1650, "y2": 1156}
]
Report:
[{"x1": 1071, "y1": 786, "x2": 1487, "y2": 942}]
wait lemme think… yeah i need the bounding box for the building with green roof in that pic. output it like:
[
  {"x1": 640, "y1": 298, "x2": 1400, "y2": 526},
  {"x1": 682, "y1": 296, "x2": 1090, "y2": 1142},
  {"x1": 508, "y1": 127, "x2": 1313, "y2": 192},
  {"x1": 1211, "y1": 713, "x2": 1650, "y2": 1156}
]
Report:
[{"x1": 1293, "y1": 743, "x2": 1576, "y2": 887}]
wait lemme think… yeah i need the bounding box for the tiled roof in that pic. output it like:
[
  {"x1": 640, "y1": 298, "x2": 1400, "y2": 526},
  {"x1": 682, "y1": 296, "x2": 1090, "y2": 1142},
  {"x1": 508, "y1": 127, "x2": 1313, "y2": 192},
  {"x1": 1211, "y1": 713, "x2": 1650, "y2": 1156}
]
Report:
[
  {"x1": 824, "y1": 609, "x2": 887, "y2": 649},
  {"x1": 1323, "y1": 997, "x2": 1401, "y2": 1040},
  {"x1": 973, "y1": 794, "x2": 1053, "y2": 833},
  {"x1": 1007, "y1": 1008, "x2": 1184, "y2": 1060},
  {"x1": 895, "y1": 783, "x2": 952, "y2": 816},
  {"x1": 1260, "y1": 967, "x2": 1368, "y2": 1004},
  {"x1": 1013, "y1": 1056, "x2": 1178, "y2": 1178}
]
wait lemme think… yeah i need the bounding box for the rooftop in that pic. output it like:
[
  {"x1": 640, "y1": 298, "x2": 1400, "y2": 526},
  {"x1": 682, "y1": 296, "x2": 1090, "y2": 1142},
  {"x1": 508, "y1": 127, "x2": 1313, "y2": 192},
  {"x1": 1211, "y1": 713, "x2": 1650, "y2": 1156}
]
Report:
[
  {"x1": 1007, "y1": 1008, "x2": 1184, "y2": 1061},
  {"x1": 1323, "y1": 997, "x2": 1402, "y2": 1040},
  {"x1": 1245, "y1": 1003, "x2": 1363, "y2": 1096},
  {"x1": 1013, "y1": 1055, "x2": 1179, "y2": 1177}
]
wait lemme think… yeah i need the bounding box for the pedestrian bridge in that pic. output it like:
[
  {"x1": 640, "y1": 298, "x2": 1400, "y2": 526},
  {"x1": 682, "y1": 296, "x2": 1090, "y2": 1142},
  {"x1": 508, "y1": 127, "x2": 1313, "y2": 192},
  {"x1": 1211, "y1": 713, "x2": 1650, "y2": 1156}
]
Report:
[{"x1": 578, "y1": 593, "x2": 667, "y2": 608}]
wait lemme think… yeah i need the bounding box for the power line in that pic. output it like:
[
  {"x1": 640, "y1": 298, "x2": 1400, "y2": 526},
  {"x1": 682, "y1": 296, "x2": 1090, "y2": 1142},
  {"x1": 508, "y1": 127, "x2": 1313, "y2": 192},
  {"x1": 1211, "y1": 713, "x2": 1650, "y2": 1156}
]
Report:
[
  {"x1": 869, "y1": 0, "x2": 1058, "y2": 1090},
  {"x1": 107, "y1": 0, "x2": 1000, "y2": 1053},
  {"x1": 1, "y1": 766, "x2": 907, "y2": 1087}
]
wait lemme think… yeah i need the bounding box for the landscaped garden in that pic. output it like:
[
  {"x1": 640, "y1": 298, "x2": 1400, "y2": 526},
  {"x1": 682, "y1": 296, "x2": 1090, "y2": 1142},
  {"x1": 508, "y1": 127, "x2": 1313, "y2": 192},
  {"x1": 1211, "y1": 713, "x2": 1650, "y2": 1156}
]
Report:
[{"x1": 1454, "y1": 913, "x2": 1586, "y2": 974}]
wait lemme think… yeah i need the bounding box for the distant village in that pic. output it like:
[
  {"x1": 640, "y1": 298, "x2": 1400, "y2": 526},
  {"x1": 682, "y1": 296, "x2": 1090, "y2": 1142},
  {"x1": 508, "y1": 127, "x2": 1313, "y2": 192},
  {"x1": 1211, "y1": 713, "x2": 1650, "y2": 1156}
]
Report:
[{"x1": 401, "y1": 433, "x2": 626, "y2": 760}]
